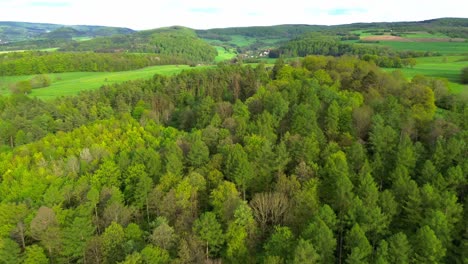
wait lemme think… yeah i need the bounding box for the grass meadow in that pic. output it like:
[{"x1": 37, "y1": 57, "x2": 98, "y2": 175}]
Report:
[
  {"x1": 229, "y1": 35, "x2": 257, "y2": 47},
  {"x1": 0, "y1": 65, "x2": 209, "y2": 100},
  {"x1": 352, "y1": 30, "x2": 467, "y2": 94},
  {"x1": 214, "y1": 46, "x2": 237, "y2": 62},
  {"x1": 379, "y1": 41, "x2": 468, "y2": 55},
  {"x1": 383, "y1": 56, "x2": 468, "y2": 93},
  {"x1": 400, "y1": 32, "x2": 449, "y2": 38}
]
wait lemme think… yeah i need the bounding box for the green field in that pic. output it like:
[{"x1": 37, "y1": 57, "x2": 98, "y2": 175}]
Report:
[
  {"x1": 72, "y1": 36, "x2": 93, "y2": 42},
  {"x1": 383, "y1": 56, "x2": 468, "y2": 93},
  {"x1": 214, "y1": 46, "x2": 237, "y2": 62},
  {"x1": 0, "y1": 47, "x2": 57, "y2": 53},
  {"x1": 349, "y1": 29, "x2": 467, "y2": 55},
  {"x1": 350, "y1": 30, "x2": 376, "y2": 37},
  {"x1": 351, "y1": 30, "x2": 450, "y2": 39},
  {"x1": 351, "y1": 30, "x2": 468, "y2": 93},
  {"x1": 0, "y1": 65, "x2": 209, "y2": 100},
  {"x1": 229, "y1": 35, "x2": 257, "y2": 47},
  {"x1": 206, "y1": 35, "x2": 257, "y2": 47},
  {"x1": 0, "y1": 50, "x2": 25, "y2": 54},
  {"x1": 379, "y1": 41, "x2": 468, "y2": 55},
  {"x1": 400, "y1": 32, "x2": 449, "y2": 38}
]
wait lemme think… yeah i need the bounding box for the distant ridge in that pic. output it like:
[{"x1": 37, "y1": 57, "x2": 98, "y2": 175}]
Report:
[
  {"x1": 0, "y1": 21, "x2": 134, "y2": 42},
  {"x1": 0, "y1": 18, "x2": 466, "y2": 51},
  {"x1": 196, "y1": 17, "x2": 468, "y2": 39}
]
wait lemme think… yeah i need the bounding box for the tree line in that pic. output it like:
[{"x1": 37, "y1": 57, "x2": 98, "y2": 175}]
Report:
[
  {"x1": 270, "y1": 33, "x2": 441, "y2": 68},
  {"x1": 0, "y1": 51, "x2": 193, "y2": 76}
]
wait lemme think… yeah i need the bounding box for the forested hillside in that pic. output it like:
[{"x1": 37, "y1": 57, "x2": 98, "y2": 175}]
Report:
[
  {"x1": 0, "y1": 56, "x2": 466, "y2": 263},
  {"x1": 60, "y1": 27, "x2": 218, "y2": 63},
  {"x1": 196, "y1": 18, "x2": 468, "y2": 42},
  {"x1": 0, "y1": 21, "x2": 134, "y2": 43}
]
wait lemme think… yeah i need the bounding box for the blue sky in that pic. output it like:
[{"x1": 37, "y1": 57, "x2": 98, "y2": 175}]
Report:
[{"x1": 0, "y1": 0, "x2": 466, "y2": 29}]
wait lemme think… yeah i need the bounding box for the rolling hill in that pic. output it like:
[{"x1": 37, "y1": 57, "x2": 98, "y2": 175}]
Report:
[
  {"x1": 0, "y1": 21, "x2": 134, "y2": 43},
  {"x1": 60, "y1": 26, "x2": 218, "y2": 63}
]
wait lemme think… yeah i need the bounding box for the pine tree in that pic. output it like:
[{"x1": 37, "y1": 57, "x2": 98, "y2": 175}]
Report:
[
  {"x1": 413, "y1": 226, "x2": 446, "y2": 263},
  {"x1": 345, "y1": 224, "x2": 372, "y2": 264}
]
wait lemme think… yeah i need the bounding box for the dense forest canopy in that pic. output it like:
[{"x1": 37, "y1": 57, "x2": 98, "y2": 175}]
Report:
[{"x1": 0, "y1": 55, "x2": 466, "y2": 263}]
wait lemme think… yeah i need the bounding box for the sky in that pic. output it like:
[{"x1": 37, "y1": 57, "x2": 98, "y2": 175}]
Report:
[{"x1": 0, "y1": 0, "x2": 466, "y2": 30}]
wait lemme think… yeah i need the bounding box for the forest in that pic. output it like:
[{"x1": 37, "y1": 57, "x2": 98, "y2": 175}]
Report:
[
  {"x1": 59, "y1": 27, "x2": 217, "y2": 63},
  {"x1": 0, "y1": 21, "x2": 134, "y2": 43},
  {"x1": 0, "y1": 55, "x2": 467, "y2": 263},
  {"x1": 197, "y1": 18, "x2": 468, "y2": 40},
  {"x1": 0, "y1": 51, "x2": 193, "y2": 76},
  {"x1": 270, "y1": 33, "x2": 434, "y2": 68}
]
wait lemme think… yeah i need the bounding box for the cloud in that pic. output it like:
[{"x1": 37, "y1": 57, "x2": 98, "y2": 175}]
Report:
[
  {"x1": 29, "y1": 1, "x2": 71, "y2": 7},
  {"x1": 0, "y1": 0, "x2": 466, "y2": 30},
  {"x1": 328, "y1": 8, "x2": 367, "y2": 16},
  {"x1": 189, "y1": 7, "x2": 219, "y2": 14},
  {"x1": 247, "y1": 12, "x2": 260, "y2": 17}
]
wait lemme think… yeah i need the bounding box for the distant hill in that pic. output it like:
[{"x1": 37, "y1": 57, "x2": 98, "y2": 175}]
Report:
[
  {"x1": 1, "y1": 18, "x2": 466, "y2": 44},
  {"x1": 197, "y1": 24, "x2": 328, "y2": 40},
  {"x1": 0, "y1": 18, "x2": 465, "y2": 57},
  {"x1": 196, "y1": 18, "x2": 468, "y2": 40},
  {"x1": 60, "y1": 26, "x2": 218, "y2": 63},
  {"x1": 0, "y1": 21, "x2": 134, "y2": 43}
]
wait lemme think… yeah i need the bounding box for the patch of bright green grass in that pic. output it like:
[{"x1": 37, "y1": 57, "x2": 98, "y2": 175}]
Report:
[
  {"x1": 260, "y1": 38, "x2": 288, "y2": 44},
  {"x1": 379, "y1": 41, "x2": 468, "y2": 55},
  {"x1": 382, "y1": 56, "x2": 468, "y2": 94},
  {"x1": 401, "y1": 31, "x2": 449, "y2": 38},
  {"x1": 0, "y1": 50, "x2": 25, "y2": 54},
  {"x1": 0, "y1": 65, "x2": 210, "y2": 100},
  {"x1": 229, "y1": 35, "x2": 257, "y2": 47},
  {"x1": 214, "y1": 46, "x2": 237, "y2": 62},
  {"x1": 40, "y1": 48, "x2": 59, "y2": 52},
  {"x1": 72, "y1": 37, "x2": 92, "y2": 42},
  {"x1": 350, "y1": 30, "x2": 376, "y2": 37}
]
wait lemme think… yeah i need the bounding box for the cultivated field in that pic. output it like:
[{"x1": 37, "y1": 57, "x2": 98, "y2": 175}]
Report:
[
  {"x1": 354, "y1": 30, "x2": 467, "y2": 55},
  {"x1": 379, "y1": 41, "x2": 468, "y2": 55},
  {"x1": 383, "y1": 56, "x2": 468, "y2": 93},
  {"x1": 0, "y1": 65, "x2": 210, "y2": 100},
  {"x1": 354, "y1": 30, "x2": 467, "y2": 94},
  {"x1": 214, "y1": 46, "x2": 237, "y2": 62}
]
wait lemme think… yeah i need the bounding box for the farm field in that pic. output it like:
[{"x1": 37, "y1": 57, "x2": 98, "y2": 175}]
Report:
[
  {"x1": 378, "y1": 41, "x2": 468, "y2": 55},
  {"x1": 214, "y1": 46, "x2": 237, "y2": 62},
  {"x1": 0, "y1": 65, "x2": 210, "y2": 100},
  {"x1": 353, "y1": 30, "x2": 467, "y2": 94},
  {"x1": 206, "y1": 35, "x2": 285, "y2": 50},
  {"x1": 401, "y1": 31, "x2": 449, "y2": 38},
  {"x1": 383, "y1": 56, "x2": 468, "y2": 93},
  {"x1": 350, "y1": 29, "x2": 467, "y2": 55},
  {"x1": 72, "y1": 36, "x2": 92, "y2": 41},
  {"x1": 229, "y1": 35, "x2": 257, "y2": 47}
]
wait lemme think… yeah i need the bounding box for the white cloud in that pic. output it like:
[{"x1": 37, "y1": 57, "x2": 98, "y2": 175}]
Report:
[{"x1": 0, "y1": 0, "x2": 466, "y2": 29}]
